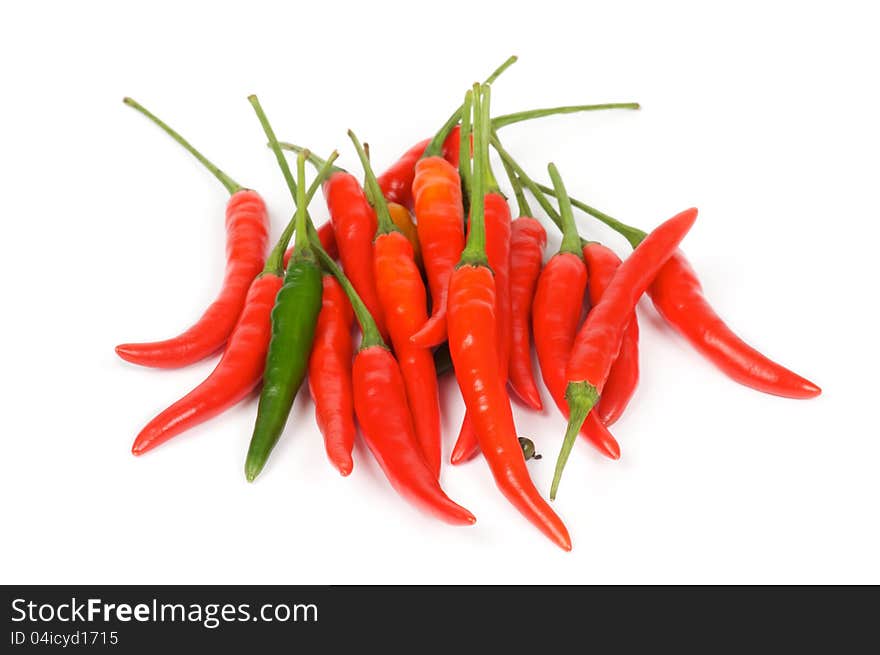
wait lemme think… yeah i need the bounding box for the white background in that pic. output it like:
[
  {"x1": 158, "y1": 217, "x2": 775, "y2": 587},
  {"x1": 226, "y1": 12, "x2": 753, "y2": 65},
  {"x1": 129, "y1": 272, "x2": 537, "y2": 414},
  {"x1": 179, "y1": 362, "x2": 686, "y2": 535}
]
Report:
[{"x1": 2, "y1": 0, "x2": 877, "y2": 584}]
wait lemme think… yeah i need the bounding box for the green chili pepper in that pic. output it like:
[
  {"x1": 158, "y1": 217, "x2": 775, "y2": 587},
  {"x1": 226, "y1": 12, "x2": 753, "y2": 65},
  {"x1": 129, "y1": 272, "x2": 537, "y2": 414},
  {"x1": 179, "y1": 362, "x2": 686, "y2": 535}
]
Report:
[{"x1": 245, "y1": 96, "x2": 323, "y2": 482}]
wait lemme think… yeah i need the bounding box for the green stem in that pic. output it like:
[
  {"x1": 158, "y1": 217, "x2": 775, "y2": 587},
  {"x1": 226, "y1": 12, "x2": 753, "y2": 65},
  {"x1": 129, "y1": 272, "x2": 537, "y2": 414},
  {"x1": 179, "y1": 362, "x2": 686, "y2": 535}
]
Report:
[
  {"x1": 492, "y1": 102, "x2": 641, "y2": 129},
  {"x1": 499, "y1": 156, "x2": 531, "y2": 217},
  {"x1": 536, "y1": 183, "x2": 647, "y2": 249},
  {"x1": 348, "y1": 130, "x2": 397, "y2": 236},
  {"x1": 547, "y1": 163, "x2": 582, "y2": 256},
  {"x1": 123, "y1": 97, "x2": 242, "y2": 195},
  {"x1": 292, "y1": 151, "x2": 310, "y2": 256},
  {"x1": 308, "y1": 222, "x2": 385, "y2": 350},
  {"x1": 276, "y1": 143, "x2": 346, "y2": 175},
  {"x1": 491, "y1": 133, "x2": 564, "y2": 232},
  {"x1": 263, "y1": 150, "x2": 339, "y2": 275},
  {"x1": 248, "y1": 94, "x2": 300, "y2": 202},
  {"x1": 423, "y1": 55, "x2": 517, "y2": 158},
  {"x1": 459, "y1": 90, "x2": 473, "y2": 202},
  {"x1": 424, "y1": 110, "x2": 464, "y2": 159},
  {"x1": 485, "y1": 55, "x2": 518, "y2": 84},
  {"x1": 484, "y1": 131, "x2": 499, "y2": 195},
  {"x1": 459, "y1": 85, "x2": 488, "y2": 266},
  {"x1": 550, "y1": 382, "x2": 599, "y2": 500}
]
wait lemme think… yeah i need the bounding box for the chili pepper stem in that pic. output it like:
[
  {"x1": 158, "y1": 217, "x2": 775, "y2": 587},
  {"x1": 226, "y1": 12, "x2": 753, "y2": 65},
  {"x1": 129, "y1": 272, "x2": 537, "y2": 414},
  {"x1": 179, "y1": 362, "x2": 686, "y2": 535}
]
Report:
[
  {"x1": 123, "y1": 97, "x2": 242, "y2": 195},
  {"x1": 550, "y1": 382, "x2": 599, "y2": 500},
  {"x1": 547, "y1": 163, "x2": 582, "y2": 256},
  {"x1": 291, "y1": 152, "x2": 313, "y2": 259},
  {"x1": 309, "y1": 226, "x2": 385, "y2": 350},
  {"x1": 347, "y1": 130, "x2": 398, "y2": 236},
  {"x1": 459, "y1": 85, "x2": 491, "y2": 266},
  {"x1": 537, "y1": 182, "x2": 647, "y2": 248},
  {"x1": 491, "y1": 133, "x2": 566, "y2": 235},
  {"x1": 263, "y1": 151, "x2": 339, "y2": 275},
  {"x1": 492, "y1": 102, "x2": 640, "y2": 129},
  {"x1": 421, "y1": 55, "x2": 516, "y2": 158},
  {"x1": 459, "y1": 91, "x2": 474, "y2": 203},
  {"x1": 424, "y1": 98, "x2": 638, "y2": 158},
  {"x1": 500, "y1": 156, "x2": 532, "y2": 217},
  {"x1": 275, "y1": 143, "x2": 346, "y2": 176}
]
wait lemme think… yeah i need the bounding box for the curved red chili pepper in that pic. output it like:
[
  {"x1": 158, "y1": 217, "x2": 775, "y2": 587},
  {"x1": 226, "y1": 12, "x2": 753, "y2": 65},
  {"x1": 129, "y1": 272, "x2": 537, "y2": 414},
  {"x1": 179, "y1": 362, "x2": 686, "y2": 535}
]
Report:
[
  {"x1": 649, "y1": 253, "x2": 821, "y2": 398},
  {"x1": 116, "y1": 189, "x2": 269, "y2": 368},
  {"x1": 374, "y1": 232, "x2": 443, "y2": 477},
  {"x1": 567, "y1": 209, "x2": 698, "y2": 389},
  {"x1": 448, "y1": 85, "x2": 570, "y2": 550},
  {"x1": 450, "y1": 193, "x2": 513, "y2": 465},
  {"x1": 583, "y1": 242, "x2": 640, "y2": 426},
  {"x1": 537, "y1": 184, "x2": 821, "y2": 400},
  {"x1": 347, "y1": 128, "x2": 445, "y2": 476},
  {"x1": 376, "y1": 127, "x2": 460, "y2": 209},
  {"x1": 353, "y1": 346, "x2": 475, "y2": 525},
  {"x1": 131, "y1": 272, "x2": 282, "y2": 454},
  {"x1": 553, "y1": 208, "x2": 698, "y2": 498},
  {"x1": 533, "y1": 252, "x2": 621, "y2": 459},
  {"x1": 410, "y1": 157, "x2": 465, "y2": 348},
  {"x1": 448, "y1": 264, "x2": 570, "y2": 549},
  {"x1": 507, "y1": 217, "x2": 547, "y2": 410},
  {"x1": 308, "y1": 274, "x2": 355, "y2": 476},
  {"x1": 323, "y1": 171, "x2": 388, "y2": 341}
]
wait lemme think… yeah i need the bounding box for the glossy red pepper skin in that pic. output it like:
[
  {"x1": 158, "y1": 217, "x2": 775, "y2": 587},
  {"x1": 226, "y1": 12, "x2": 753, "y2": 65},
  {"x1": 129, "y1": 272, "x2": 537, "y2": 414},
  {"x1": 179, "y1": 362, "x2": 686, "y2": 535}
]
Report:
[
  {"x1": 116, "y1": 189, "x2": 269, "y2": 368},
  {"x1": 583, "y1": 243, "x2": 640, "y2": 426},
  {"x1": 649, "y1": 252, "x2": 821, "y2": 398},
  {"x1": 353, "y1": 346, "x2": 475, "y2": 525},
  {"x1": 410, "y1": 157, "x2": 465, "y2": 347},
  {"x1": 447, "y1": 264, "x2": 571, "y2": 550},
  {"x1": 533, "y1": 253, "x2": 621, "y2": 459},
  {"x1": 131, "y1": 273, "x2": 282, "y2": 454},
  {"x1": 308, "y1": 274, "x2": 356, "y2": 476},
  {"x1": 323, "y1": 172, "x2": 388, "y2": 341},
  {"x1": 450, "y1": 194, "x2": 513, "y2": 464},
  {"x1": 568, "y1": 209, "x2": 698, "y2": 389},
  {"x1": 376, "y1": 127, "x2": 461, "y2": 209},
  {"x1": 373, "y1": 231, "x2": 442, "y2": 477},
  {"x1": 507, "y1": 217, "x2": 547, "y2": 410}
]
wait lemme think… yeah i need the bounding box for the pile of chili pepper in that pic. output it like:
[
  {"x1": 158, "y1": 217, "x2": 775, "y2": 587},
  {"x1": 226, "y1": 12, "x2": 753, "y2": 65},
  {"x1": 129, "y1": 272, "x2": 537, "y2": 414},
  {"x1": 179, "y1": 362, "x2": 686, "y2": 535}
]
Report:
[{"x1": 118, "y1": 56, "x2": 820, "y2": 550}]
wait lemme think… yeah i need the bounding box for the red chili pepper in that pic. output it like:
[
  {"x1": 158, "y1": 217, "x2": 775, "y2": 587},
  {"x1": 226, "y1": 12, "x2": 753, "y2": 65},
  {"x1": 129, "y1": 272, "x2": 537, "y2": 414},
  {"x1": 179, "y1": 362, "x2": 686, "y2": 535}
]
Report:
[
  {"x1": 308, "y1": 274, "x2": 355, "y2": 476},
  {"x1": 448, "y1": 85, "x2": 570, "y2": 549},
  {"x1": 449, "y1": 192, "x2": 513, "y2": 465},
  {"x1": 507, "y1": 217, "x2": 547, "y2": 410},
  {"x1": 376, "y1": 128, "x2": 461, "y2": 209},
  {"x1": 530, "y1": 164, "x2": 621, "y2": 460},
  {"x1": 311, "y1": 235, "x2": 474, "y2": 525},
  {"x1": 354, "y1": 346, "x2": 474, "y2": 525},
  {"x1": 554, "y1": 207, "x2": 699, "y2": 498},
  {"x1": 538, "y1": 185, "x2": 822, "y2": 400},
  {"x1": 532, "y1": 251, "x2": 622, "y2": 459},
  {"x1": 649, "y1": 253, "x2": 820, "y2": 398},
  {"x1": 491, "y1": 143, "x2": 621, "y2": 458},
  {"x1": 583, "y1": 242, "x2": 640, "y2": 426},
  {"x1": 131, "y1": 274, "x2": 281, "y2": 454},
  {"x1": 409, "y1": 155, "x2": 466, "y2": 348},
  {"x1": 447, "y1": 162, "x2": 550, "y2": 464},
  {"x1": 115, "y1": 98, "x2": 269, "y2": 369},
  {"x1": 132, "y1": 151, "x2": 340, "y2": 455},
  {"x1": 322, "y1": 164, "x2": 388, "y2": 341},
  {"x1": 350, "y1": 130, "x2": 443, "y2": 478}
]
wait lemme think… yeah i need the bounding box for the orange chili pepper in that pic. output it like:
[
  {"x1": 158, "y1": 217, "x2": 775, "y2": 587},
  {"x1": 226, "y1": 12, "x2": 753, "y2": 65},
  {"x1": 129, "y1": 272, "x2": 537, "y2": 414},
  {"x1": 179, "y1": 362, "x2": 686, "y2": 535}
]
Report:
[{"x1": 350, "y1": 130, "x2": 443, "y2": 477}]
